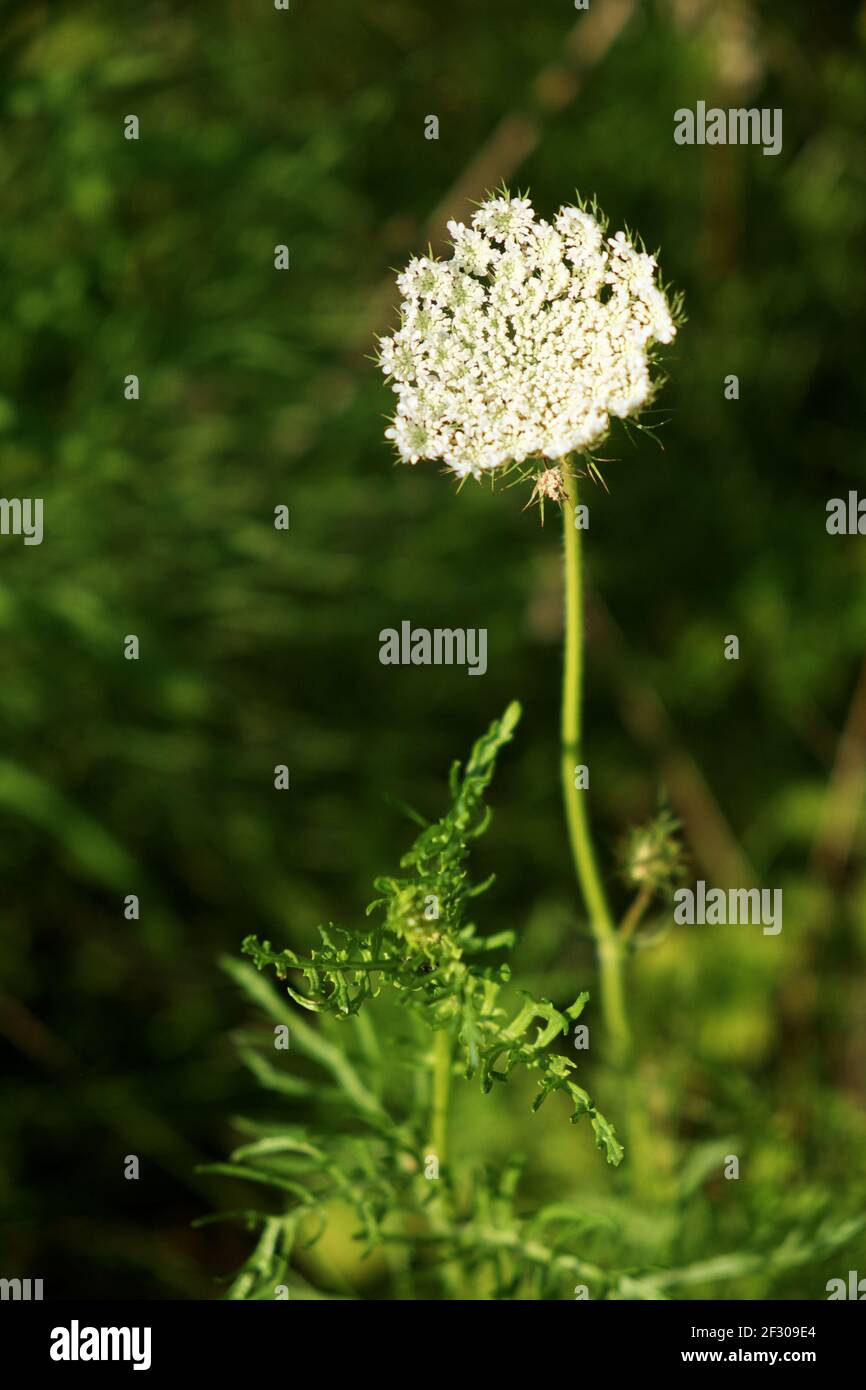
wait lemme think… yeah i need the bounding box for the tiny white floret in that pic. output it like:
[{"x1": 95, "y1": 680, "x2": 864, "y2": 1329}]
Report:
[{"x1": 378, "y1": 194, "x2": 677, "y2": 478}]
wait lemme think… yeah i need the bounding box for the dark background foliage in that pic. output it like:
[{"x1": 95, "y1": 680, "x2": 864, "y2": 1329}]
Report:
[{"x1": 1, "y1": 0, "x2": 864, "y2": 1298}]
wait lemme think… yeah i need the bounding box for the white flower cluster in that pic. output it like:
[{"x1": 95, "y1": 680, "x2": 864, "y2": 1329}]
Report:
[{"x1": 379, "y1": 194, "x2": 677, "y2": 478}]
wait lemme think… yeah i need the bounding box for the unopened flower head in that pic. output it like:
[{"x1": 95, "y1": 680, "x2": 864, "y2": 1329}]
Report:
[{"x1": 378, "y1": 193, "x2": 677, "y2": 479}]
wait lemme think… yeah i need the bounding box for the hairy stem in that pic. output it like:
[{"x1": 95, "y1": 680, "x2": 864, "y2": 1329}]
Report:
[
  {"x1": 426, "y1": 1026, "x2": 462, "y2": 1295},
  {"x1": 560, "y1": 467, "x2": 631, "y2": 1066},
  {"x1": 428, "y1": 1027, "x2": 453, "y2": 1167}
]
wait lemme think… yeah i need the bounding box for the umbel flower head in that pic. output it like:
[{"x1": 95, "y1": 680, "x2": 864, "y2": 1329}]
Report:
[{"x1": 378, "y1": 192, "x2": 677, "y2": 480}]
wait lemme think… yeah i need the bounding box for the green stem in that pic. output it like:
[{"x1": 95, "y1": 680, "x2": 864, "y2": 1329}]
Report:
[
  {"x1": 428, "y1": 1028, "x2": 453, "y2": 1167},
  {"x1": 560, "y1": 466, "x2": 631, "y2": 1067},
  {"x1": 425, "y1": 1027, "x2": 463, "y2": 1295},
  {"x1": 619, "y1": 884, "x2": 654, "y2": 941}
]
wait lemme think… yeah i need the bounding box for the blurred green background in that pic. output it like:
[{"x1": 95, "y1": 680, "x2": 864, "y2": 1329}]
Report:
[{"x1": 1, "y1": 0, "x2": 865, "y2": 1298}]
